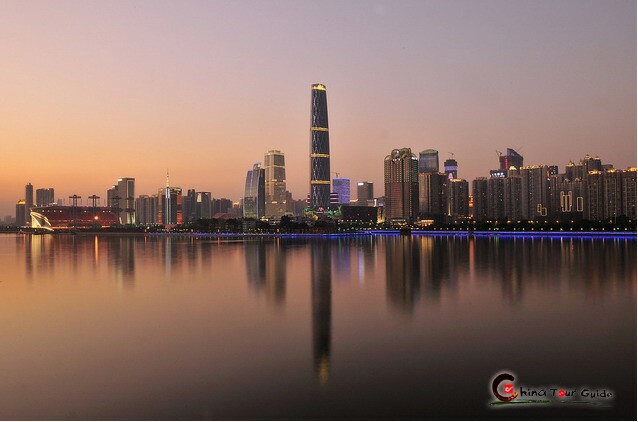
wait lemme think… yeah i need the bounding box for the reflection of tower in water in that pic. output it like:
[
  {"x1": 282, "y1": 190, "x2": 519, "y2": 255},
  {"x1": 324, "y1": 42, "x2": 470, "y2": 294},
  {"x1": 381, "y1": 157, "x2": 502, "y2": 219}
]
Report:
[
  {"x1": 244, "y1": 240, "x2": 286, "y2": 307},
  {"x1": 311, "y1": 241, "x2": 331, "y2": 384}
]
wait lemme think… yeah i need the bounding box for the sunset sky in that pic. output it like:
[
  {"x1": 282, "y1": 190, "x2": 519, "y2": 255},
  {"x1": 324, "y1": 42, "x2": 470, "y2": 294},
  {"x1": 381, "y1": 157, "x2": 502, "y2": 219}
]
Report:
[{"x1": 1, "y1": 0, "x2": 635, "y2": 217}]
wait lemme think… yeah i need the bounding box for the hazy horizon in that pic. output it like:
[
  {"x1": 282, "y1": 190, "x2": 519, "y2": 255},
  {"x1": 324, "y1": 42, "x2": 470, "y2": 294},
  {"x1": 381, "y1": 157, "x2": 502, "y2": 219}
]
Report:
[{"x1": 1, "y1": 0, "x2": 635, "y2": 217}]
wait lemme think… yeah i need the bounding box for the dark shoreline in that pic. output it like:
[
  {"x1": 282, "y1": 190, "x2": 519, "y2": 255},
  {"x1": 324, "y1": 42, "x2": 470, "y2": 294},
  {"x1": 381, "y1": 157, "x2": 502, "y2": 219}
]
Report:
[{"x1": 9, "y1": 230, "x2": 637, "y2": 239}]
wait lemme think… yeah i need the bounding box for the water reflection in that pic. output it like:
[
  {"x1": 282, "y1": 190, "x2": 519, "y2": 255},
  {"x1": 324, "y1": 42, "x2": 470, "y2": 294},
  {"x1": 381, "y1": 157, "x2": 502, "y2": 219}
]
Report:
[
  {"x1": 245, "y1": 240, "x2": 287, "y2": 307},
  {"x1": 311, "y1": 241, "x2": 332, "y2": 384},
  {"x1": 4, "y1": 233, "x2": 635, "y2": 419}
]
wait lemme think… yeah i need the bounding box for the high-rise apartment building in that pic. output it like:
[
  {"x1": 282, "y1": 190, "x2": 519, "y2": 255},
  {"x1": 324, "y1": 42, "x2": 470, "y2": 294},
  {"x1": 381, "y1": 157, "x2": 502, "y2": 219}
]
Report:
[
  {"x1": 244, "y1": 163, "x2": 265, "y2": 219},
  {"x1": 135, "y1": 195, "x2": 158, "y2": 224},
  {"x1": 418, "y1": 149, "x2": 439, "y2": 173},
  {"x1": 356, "y1": 182, "x2": 374, "y2": 206},
  {"x1": 384, "y1": 148, "x2": 418, "y2": 222},
  {"x1": 472, "y1": 178, "x2": 488, "y2": 221},
  {"x1": 332, "y1": 178, "x2": 350, "y2": 205},
  {"x1": 35, "y1": 188, "x2": 55, "y2": 207},
  {"x1": 309, "y1": 84, "x2": 331, "y2": 209},
  {"x1": 621, "y1": 168, "x2": 637, "y2": 219},
  {"x1": 520, "y1": 165, "x2": 549, "y2": 219},
  {"x1": 446, "y1": 179, "x2": 469, "y2": 218},
  {"x1": 264, "y1": 150, "x2": 287, "y2": 218},
  {"x1": 487, "y1": 177, "x2": 506, "y2": 220}
]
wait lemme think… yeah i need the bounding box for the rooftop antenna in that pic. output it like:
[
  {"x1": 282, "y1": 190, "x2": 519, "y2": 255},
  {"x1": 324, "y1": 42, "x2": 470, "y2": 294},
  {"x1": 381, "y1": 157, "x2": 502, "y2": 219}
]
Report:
[
  {"x1": 447, "y1": 152, "x2": 455, "y2": 159},
  {"x1": 166, "y1": 169, "x2": 170, "y2": 188}
]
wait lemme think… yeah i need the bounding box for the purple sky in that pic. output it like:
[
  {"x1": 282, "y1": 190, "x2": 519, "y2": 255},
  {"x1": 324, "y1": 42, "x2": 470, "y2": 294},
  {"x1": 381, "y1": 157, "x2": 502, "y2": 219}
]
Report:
[{"x1": 0, "y1": 0, "x2": 635, "y2": 216}]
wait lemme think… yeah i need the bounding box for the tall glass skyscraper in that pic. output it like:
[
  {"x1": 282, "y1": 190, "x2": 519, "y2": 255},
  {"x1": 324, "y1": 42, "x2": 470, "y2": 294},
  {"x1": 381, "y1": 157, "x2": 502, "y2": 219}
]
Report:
[
  {"x1": 309, "y1": 84, "x2": 331, "y2": 209},
  {"x1": 264, "y1": 150, "x2": 287, "y2": 218},
  {"x1": 418, "y1": 149, "x2": 439, "y2": 173},
  {"x1": 244, "y1": 163, "x2": 265, "y2": 219}
]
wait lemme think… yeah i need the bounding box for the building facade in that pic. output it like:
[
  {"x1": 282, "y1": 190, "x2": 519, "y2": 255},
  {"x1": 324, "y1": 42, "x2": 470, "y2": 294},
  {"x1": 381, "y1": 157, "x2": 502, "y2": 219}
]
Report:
[
  {"x1": 332, "y1": 178, "x2": 350, "y2": 205},
  {"x1": 264, "y1": 150, "x2": 287, "y2": 218},
  {"x1": 244, "y1": 163, "x2": 265, "y2": 219},
  {"x1": 309, "y1": 84, "x2": 331, "y2": 209},
  {"x1": 384, "y1": 148, "x2": 419, "y2": 222},
  {"x1": 418, "y1": 149, "x2": 439, "y2": 173}
]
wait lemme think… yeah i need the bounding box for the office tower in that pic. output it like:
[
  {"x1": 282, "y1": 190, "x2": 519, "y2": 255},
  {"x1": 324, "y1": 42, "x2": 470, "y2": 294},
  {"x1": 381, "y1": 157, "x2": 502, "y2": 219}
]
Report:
[
  {"x1": 158, "y1": 172, "x2": 182, "y2": 225},
  {"x1": 520, "y1": 165, "x2": 549, "y2": 219},
  {"x1": 158, "y1": 187, "x2": 183, "y2": 225},
  {"x1": 135, "y1": 195, "x2": 158, "y2": 224},
  {"x1": 35, "y1": 188, "x2": 55, "y2": 207},
  {"x1": 107, "y1": 185, "x2": 118, "y2": 208},
  {"x1": 418, "y1": 149, "x2": 439, "y2": 173},
  {"x1": 443, "y1": 158, "x2": 458, "y2": 179},
  {"x1": 309, "y1": 83, "x2": 331, "y2": 209},
  {"x1": 244, "y1": 163, "x2": 265, "y2": 219},
  {"x1": 472, "y1": 178, "x2": 488, "y2": 221},
  {"x1": 499, "y1": 148, "x2": 524, "y2": 170},
  {"x1": 16, "y1": 200, "x2": 26, "y2": 226},
  {"x1": 332, "y1": 178, "x2": 350, "y2": 205},
  {"x1": 446, "y1": 179, "x2": 469, "y2": 218},
  {"x1": 384, "y1": 148, "x2": 418, "y2": 222},
  {"x1": 24, "y1": 183, "x2": 33, "y2": 225},
  {"x1": 603, "y1": 170, "x2": 623, "y2": 220},
  {"x1": 183, "y1": 189, "x2": 198, "y2": 223},
  {"x1": 356, "y1": 182, "x2": 374, "y2": 206},
  {"x1": 487, "y1": 177, "x2": 506, "y2": 220},
  {"x1": 117, "y1": 178, "x2": 135, "y2": 224},
  {"x1": 264, "y1": 150, "x2": 287, "y2": 218},
  {"x1": 585, "y1": 171, "x2": 604, "y2": 220},
  {"x1": 212, "y1": 198, "x2": 233, "y2": 215},
  {"x1": 621, "y1": 168, "x2": 637, "y2": 219},
  {"x1": 198, "y1": 192, "x2": 212, "y2": 219},
  {"x1": 504, "y1": 176, "x2": 523, "y2": 220},
  {"x1": 418, "y1": 172, "x2": 447, "y2": 218}
]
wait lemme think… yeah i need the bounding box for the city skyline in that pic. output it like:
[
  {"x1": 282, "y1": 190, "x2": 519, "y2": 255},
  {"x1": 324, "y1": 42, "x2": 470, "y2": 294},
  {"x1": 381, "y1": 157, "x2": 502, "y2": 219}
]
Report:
[{"x1": 1, "y1": 1, "x2": 635, "y2": 217}]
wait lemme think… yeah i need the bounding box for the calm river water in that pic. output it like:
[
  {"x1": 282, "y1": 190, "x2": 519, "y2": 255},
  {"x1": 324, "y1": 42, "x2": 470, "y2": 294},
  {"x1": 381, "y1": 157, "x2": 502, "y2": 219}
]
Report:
[{"x1": 0, "y1": 234, "x2": 635, "y2": 420}]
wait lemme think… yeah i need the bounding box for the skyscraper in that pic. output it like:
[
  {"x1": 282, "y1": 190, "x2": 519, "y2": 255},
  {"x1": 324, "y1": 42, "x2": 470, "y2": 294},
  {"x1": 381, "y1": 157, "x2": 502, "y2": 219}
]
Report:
[
  {"x1": 264, "y1": 150, "x2": 287, "y2": 218},
  {"x1": 499, "y1": 148, "x2": 524, "y2": 170},
  {"x1": 332, "y1": 178, "x2": 350, "y2": 205},
  {"x1": 446, "y1": 179, "x2": 469, "y2": 218},
  {"x1": 309, "y1": 83, "x2": 331, "y2": 209},
  {"x1": 16, "y1": 200, "x2": 26, "y2": 226},
  {"x1": 443, "y1": 158, "x2": 458, "y2": 179},
  {"x1": 472, "y1": 177, "x2": 488, "y2": 221},
  {"x1": 418, "y1": 149, "x2": 439, "y2": 173},
  {"x1": 25, "y1": 183, "x2": 33, "y2": 225},
  {"x1": 35, "y1": 188, "x2": 55, "y2": 207},
  {"x1": 520, "y1": 165, "x2": 549, "y2": 219},
  {"x1": 158, "y1": 171, "x2": 182, "y2": 225},
  {"x1": 384, "y1": 148, "x2": 419, "y2": 222},
  {"x1": 244, "y1": 163, "x2": 265, "y2": 219},
  {"x1": 356, "y1": 182, "x2": 374, "y2": 206},
  {"x1": 418, "y1": 172, "x2": 447, "y2": 218},
  {"x1": 117, "y1": 178, "x2": 136, "y2": 224}
]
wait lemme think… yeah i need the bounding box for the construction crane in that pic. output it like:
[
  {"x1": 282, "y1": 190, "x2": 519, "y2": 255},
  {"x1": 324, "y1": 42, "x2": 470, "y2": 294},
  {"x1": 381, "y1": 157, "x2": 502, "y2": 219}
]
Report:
[
  {"x1": 69, "y1": 195, "x2": 81, "y2": 228},
  {"x1": 88, "y1": 195, "x2": 100, "y2": 209}
]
